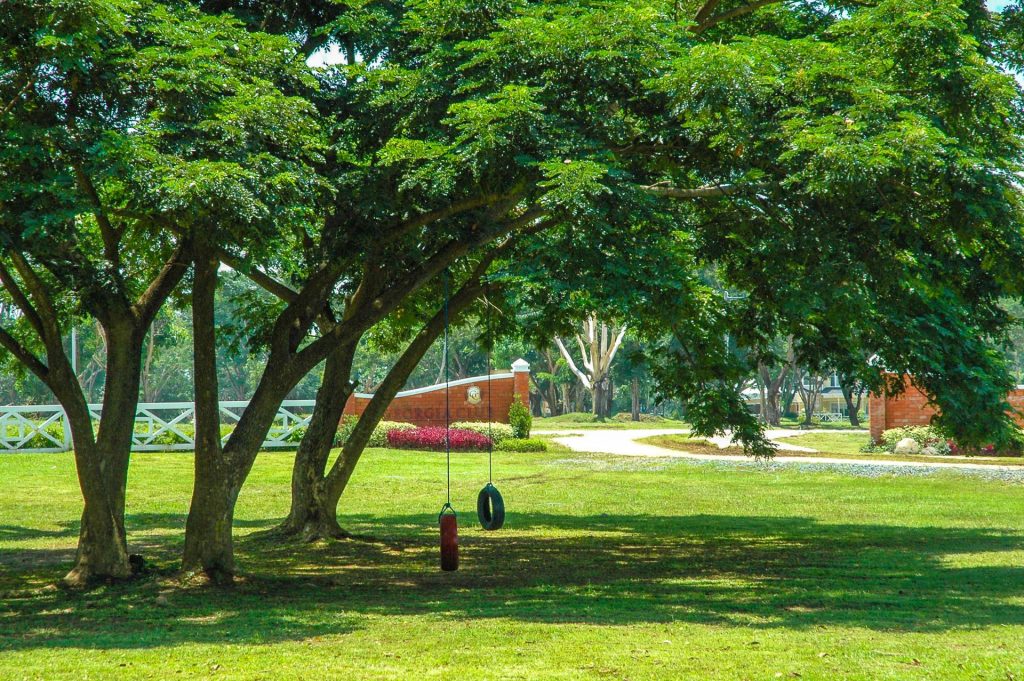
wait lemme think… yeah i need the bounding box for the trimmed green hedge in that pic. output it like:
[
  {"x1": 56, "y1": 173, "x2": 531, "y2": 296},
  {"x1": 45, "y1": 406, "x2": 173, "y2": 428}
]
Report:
[
  {"x1": 495, "y1": 437, "x2": 547, "y2": 453},
  {"x1": 336, "y1": 416, "x2": 416, "y2": 447}
]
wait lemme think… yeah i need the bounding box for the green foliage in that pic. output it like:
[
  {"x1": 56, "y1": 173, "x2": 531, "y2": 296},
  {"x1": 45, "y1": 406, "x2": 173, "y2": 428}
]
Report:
[
  {"x1": 880, "y1": 426, "x2": 951, "y2": 455},
  {"x1": 336, "y1": 416, "x2": 416, "y2": 448},
  {"x1": 450, "y1": 421, "x2": 514, "y2": 444},
  {"x1": 508, "y1": 397, "x2": 531, "y2": 439},
  {"x1": 2, "y1": 422, "x2": 65, "y2": 450},
  {"x1": 494, "y1": 437, "x2": 547, "y2": 452}
]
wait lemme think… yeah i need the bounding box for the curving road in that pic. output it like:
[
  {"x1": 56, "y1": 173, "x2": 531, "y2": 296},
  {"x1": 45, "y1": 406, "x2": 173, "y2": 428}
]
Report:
[{"x1": 538, "y1": 427, "x2": 1024, "y2": 472}]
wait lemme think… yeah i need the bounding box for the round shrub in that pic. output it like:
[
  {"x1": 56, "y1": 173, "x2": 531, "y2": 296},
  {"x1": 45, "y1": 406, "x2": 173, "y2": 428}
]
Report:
[
  {"x1": 494, "y1": 437, "x2": 547, "y2": 453},
  {"x1": 386, "y1": 426, "x2": 492, "y2": 452},
  {"x1": 335, "y1": 416, "x2": 416, "y2": 447},
  {"x1": 451, "y1": 421, "x2": 514, "y2": 444},
  {"x1": 880, "y1": 426, "x2": 950, "y2": 455},
  {"x1": 508, "y1": 397, "x2": 532, "y2": 439}
]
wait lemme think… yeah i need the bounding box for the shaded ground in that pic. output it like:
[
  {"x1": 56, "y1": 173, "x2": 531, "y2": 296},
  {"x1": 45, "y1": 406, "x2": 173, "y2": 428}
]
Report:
[{"x1": 1, "y1": 450, "x2": 1024, "y2": 679}]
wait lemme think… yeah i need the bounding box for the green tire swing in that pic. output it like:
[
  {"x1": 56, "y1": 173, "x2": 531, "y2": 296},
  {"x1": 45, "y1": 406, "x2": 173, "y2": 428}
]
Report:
[
  {"x1": 477, "y1": 482, "x2": 504, "y2": 531},
  {"x1": 476, "y1": 283, "x2": 504, "y2": 531}
]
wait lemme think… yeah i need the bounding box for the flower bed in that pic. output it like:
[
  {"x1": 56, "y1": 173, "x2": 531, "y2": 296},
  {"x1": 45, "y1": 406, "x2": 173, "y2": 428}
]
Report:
[
  {"x1": 386, "y1": 426, "x2": 492, "y2": 452},
  {"x1": 450, "y1": 421, "x2": 514, "y2": 443}
]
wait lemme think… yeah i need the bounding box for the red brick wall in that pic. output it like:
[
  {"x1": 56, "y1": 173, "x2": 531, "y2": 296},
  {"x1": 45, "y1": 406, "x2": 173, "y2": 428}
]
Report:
[
  {"x1": 342, "y1": 369, "x2": 530, "y2": 427},
  {"x1": 869, "y1": 374, "x2": 1024, "y2": 442}
]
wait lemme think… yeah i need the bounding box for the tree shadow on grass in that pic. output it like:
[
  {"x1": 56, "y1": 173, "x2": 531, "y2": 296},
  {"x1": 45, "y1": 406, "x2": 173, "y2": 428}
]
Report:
[{"x1": 1, "y1": 512, "x2": 1023, "y2": 651}]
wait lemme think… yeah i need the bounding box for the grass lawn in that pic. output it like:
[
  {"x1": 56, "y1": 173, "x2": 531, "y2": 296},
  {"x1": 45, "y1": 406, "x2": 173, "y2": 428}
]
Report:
[
  {"x1": 779, "y1": 432, "x2": 873, "y2": 456},
  {"x1": 534, "y1": 412, "x2": 688, "y2": 430},
  {"x1": 3, "y1": 449, "x2": 1024, "y2": 680}
]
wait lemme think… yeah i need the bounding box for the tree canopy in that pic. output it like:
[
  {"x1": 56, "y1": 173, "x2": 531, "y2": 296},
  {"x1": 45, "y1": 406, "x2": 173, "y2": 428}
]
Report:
[{"x1": 3, "y1": 0, "x2": 1024, "y2": 582}]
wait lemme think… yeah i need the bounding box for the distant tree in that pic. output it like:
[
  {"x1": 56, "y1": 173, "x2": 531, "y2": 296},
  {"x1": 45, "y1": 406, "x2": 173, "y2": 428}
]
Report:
[
  {"x1": 555, "y1": 318, "x2": 628, "y2": 419},
  {"x1": 838, "y1": 372, "x2": 867, "y2": 427}
]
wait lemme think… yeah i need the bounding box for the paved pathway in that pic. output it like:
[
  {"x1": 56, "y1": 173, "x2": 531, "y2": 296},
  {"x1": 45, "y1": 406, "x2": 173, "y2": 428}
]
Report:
[{"x1": 538, "y1": 427, "x2": 1023, "y2": 472}]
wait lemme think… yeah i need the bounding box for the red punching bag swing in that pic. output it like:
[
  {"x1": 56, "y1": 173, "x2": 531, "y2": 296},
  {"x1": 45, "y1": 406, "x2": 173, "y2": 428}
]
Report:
[{"x1": 438, "y1": 271, "x2": 458, "y2": 571}]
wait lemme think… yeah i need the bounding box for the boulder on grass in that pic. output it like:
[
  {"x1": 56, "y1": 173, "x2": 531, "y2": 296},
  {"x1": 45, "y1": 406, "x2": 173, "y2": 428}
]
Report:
[{"x1": 894, "y1": 437, "x2": 921, "y2": 455}]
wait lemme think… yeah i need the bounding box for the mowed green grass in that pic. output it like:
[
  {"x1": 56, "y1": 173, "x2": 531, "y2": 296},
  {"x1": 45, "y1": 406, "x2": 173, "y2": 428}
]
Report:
[{"x1": 2, "y1": 449, "x2": 1024, "y2": 680}]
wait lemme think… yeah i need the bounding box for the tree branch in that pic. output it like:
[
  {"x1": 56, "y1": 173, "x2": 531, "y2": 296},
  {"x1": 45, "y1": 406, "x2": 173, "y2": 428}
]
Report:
[
  {"x1": 693, "y1": 0, "x2": 725, "y2": 26},
  {"x1": 641, "y1": 182, "x2": 766, "y2": 198},
  {"x1": 219, "y1": 249, "x2": 299, "y2": 303},
  {"x1": 0, "y1": 258, "x2": 46, "y2": 338},
  {"x1": 71, "y1": 162, "x2": 121, "y2": 268},
  {"x1": 7, "y1": 250, "x2": 62, "y2": 345},
  {"x1": 128, "y1": 212, "x2": 300, "y2": 303},
  {"x1": 605, "y1": 325, "x2": 628, "y2": 372},
  {"x1": 555, "y1": 336, "x2": 592, "y2": 390},
  {"x1": 132, "y1": 239, "x2": 193, "y2": 328},
  {"x1": 296, "y1": 207, "x2": 549, "y2": 377},
  {"x1": 0, "y1": 326, "x2": 49, "y2": 381},
  {"x1": 692, "y1": 0, "x2": 785, "y2": 34},
  {"x1": 376, "y1": 192, "x2": 523, "y2": 252},
  {"x1": 1, "y1": 78, "x2": 33, "y2": 119}
]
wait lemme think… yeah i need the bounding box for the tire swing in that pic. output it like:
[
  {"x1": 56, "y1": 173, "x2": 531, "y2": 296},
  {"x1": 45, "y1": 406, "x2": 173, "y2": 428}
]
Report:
[{"x1": 476, "y1": 287, "x2": 504, "y2": 531}]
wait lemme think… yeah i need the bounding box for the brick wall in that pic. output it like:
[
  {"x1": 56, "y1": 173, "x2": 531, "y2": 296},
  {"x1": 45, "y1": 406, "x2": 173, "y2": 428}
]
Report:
[
  {"x1": 869, "y1": 374, "x2": 1024, "y2": 442},
  {"x1": 341, "y1": 361, "x2": 531, "y2": 427}
]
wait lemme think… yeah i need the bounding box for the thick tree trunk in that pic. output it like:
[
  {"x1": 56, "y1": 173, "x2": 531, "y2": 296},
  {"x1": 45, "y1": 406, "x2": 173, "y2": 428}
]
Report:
[
  {"x1": 631, "y1": 377, "x2": 640, "y2": 421},
  {"x1": 591, "y1": 381, "x2": 605, "y2": 418},
  {"x1": 64, "y1": 412, "x2": 131, "y2": 586},
  {"x1": 96, "y1": 321, "x2": 145, "y2": 528},
  {"x1": 179, "y1": 233, "x2": 510, "y2": 570},
  {"x1": 182, "y1": 459, "x2": 239, "y2": 582},
  {"x1": 63, "y1": 320, "x2": 144, "y2": 586},
  {"x1": 280, "y1": 341, "x2": 357, "y2": 540},
  {"x1": 181, "y1": 247, "x2": 237, "y2": 582},
  {"x1": 762, "y1": 393, "x2": 781, "y2": 426},
  {"x1": 2, "y1": 242, "x2": 187, "y2": 587},
  {"x1": 66, "y1": 494, "x2": 131, "y2": 586},
  {"x1": 58, "y1": 384, "x2": 126, "y2": 587}
]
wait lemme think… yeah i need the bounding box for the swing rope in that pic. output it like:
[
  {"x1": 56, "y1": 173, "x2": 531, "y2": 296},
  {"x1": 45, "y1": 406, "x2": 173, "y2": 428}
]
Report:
[
  {"x1": 485, "y1": 283, "x2": 493, "y2": 485},
  {"x1": 443, "y1": 269, "x2": 451, "y2": 508}
]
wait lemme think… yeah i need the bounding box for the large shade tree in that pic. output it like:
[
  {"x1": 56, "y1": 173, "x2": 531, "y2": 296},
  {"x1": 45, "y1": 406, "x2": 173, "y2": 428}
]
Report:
[
  {"x1": 4, "y1": 0, "x2": 1024, "y2": 584},
  {"x1": 0, "y1": 0, "x2": 324, "y2": 583},
  {"x1": 230, "y1": 0, "x2": 1024, "y2": 557}
]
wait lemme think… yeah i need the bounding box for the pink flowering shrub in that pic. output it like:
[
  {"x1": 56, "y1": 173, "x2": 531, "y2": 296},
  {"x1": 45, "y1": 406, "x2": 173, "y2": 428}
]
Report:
[
  {"x1": 948, "y1": 440, "x2": 1021, "y2": 457},
  {"x1": 386, "y1": 426, "x2": 492, "y2": 452}
]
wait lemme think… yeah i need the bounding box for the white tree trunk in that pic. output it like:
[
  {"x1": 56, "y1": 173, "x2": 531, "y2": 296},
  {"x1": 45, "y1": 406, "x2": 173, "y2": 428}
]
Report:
[{"x1": 555, "y1": 316, "x2": 627, "y2": 418}]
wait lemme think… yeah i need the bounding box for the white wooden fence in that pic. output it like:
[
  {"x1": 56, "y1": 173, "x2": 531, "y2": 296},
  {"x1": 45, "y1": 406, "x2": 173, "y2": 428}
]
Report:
[{"x1": 0, "y1": 400, "x2": 317, "y2": 453}]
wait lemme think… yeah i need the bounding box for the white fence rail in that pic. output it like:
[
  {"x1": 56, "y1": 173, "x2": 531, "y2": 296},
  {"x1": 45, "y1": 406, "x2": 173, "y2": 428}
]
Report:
[{"x1": 0, "y1": 400, "x2": 317, "y2": 453}]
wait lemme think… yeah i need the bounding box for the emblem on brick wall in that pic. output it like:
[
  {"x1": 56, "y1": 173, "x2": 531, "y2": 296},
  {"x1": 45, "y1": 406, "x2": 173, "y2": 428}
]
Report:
[{"x1": 466, "y1": 386, "x2": 482, "y2": 405}]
